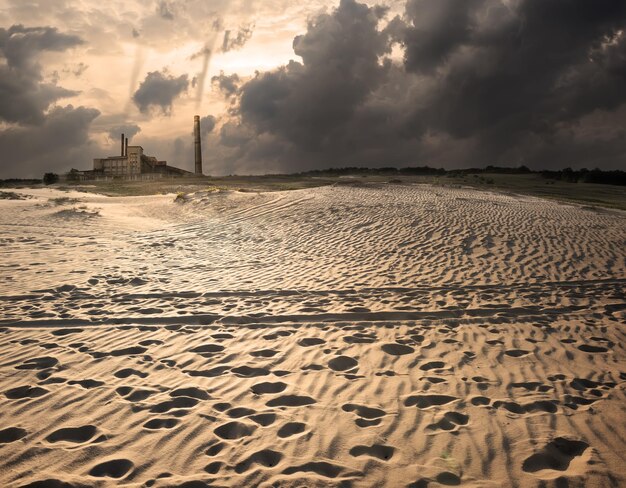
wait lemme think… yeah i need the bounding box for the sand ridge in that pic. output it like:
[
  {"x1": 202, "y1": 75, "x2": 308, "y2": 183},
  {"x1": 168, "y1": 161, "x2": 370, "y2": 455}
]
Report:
[{"x1": 0, "y1": 184, "x2": 625, "y2": 487}]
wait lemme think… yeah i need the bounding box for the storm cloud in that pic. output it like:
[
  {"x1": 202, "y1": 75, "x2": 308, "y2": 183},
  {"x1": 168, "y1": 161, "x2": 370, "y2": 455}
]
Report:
[
  {"x1": 0, "y1": 105, "x2": 100, "y2": 178},
  {"x1": 108, "y1": 124, "x2": 141, "y2": 141},
  {"x1": 0, "y1": 24, "x2": 101, "y2": 178},
  {"x1": 2, "y1": 0, "x2": 626, "y2": 178},
  {"x1": 218, "y1": 0, "x2": 626, "y2": 172},
  {"x1": 133, "y1": 70, "x2": 189, "y2": 115},
  {"x1": 200, "y1": 115, "x2": 217, "y2": 135},
  {"x1": 211, "y1": 72, "x2": 241, "y2": 98},
  {"x1": 0, "y1": 25, "x2": 83, "y2": 125}
]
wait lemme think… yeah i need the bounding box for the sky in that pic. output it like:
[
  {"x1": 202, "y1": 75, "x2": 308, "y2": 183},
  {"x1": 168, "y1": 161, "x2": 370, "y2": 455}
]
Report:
[{"x1": 0, "y1": 0, "x2": 625, "y2": 178}]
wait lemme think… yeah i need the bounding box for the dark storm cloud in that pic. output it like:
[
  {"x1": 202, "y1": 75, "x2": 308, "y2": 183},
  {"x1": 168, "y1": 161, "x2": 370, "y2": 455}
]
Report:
[
  {"x1": 238, "y1": 0, "x2": 389, "y2": 152},
  {"x1": 0, "y1": 105, "x2": 101, "y2": 179},
  {"x1": 211, "y1": 72, "x2": 241, "y2": 97},
  {"x1": 200, "y1": 115, "x2": 217, "y2": 135},
  {"x1": 0, "y1": 25, "x2": 83, "y2": 125},
  {"x1": 402, "y1": 0, "x2": 472, "y2": 74},
  {"x1": 0, "y1": 24, "x2": 101, "y2": 179},
  {"x1": 0, "y1": 25, "x2": 83, "y2": 73},
  {"x1": 221, "y1": 25, "x2": 254, "y2": 53},
  {"x1": 108, "y1": 124, "x2": 141, "y2": 141},
  {"x1": 403, "y1": 0, "x2": 626, "y2": 132},
  {"x1": 132, "y1": 70, "x2": 189, "y2": 114},
  {"x1": 590, "y1": 30, "x2": 626, "y2": 77},
  {"x1": 218, "y1": 0, "x2": 626, "y2": 172}
]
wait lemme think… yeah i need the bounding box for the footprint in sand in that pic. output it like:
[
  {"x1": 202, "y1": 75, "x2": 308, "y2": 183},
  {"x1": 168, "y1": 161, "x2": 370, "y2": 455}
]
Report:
[
  {"x1": 522, "y1": 437, "x2": 590, "y2": 477},
  {"x1": 150, "y1": 396, "x2": 200, "y2": 413},
  {"x1": 349, "y1": 444, "x2": 395, "y2": 461},
  {"x1": 263, "y1": 330, "x2": 294, "y2": 340},
  {"x1": 282, "y1": 461, "x2": 352, "y2": 479},
  {"x1": 436, "y1": 471, "x2": 462, "y2": 485},
  {"x1": 251, "y1": 381, "x2": 287, "y2": 395},
  {"x1": 116, "y1": 387, "x2": 155, "y2": 402},
  {"x1": 205, "y1": 441, "x2": 226, "y2": 456},
  {"x1": 143, "y1": 418, "x2": 179, "y2": 430},
  {"x1": 423, "y1": 376, "x2": 447, "y2": 384},
  {"x1": 0, "y1": 427, "x2": 27, "y2": 444},
  {"x1": 298, "y1": 337, "x2": 326, "y2": 347},
  {"x1": 212, "y1": 332, "x2": 234, "y2": 339},
  {"x1": 15, "y1": 356, "x2": 58, "y2": 370},
  {"x1": 278, "y1": 422, "x2": 307, "y2": 438},
  {"x1": 189, "y1": 344, "x2": 225, "y2": 355},
  {"x1": 51, "y1": 328, "x2": 83, "y2": 337},
  {"x1": 109, "y1": 346, "x2": 147, "y2": 357},
  {"x1": 234, "y1": 449, "x2": 283, "y2": 473},
  {"x1": 250, "y1": 349, "x2": 279, "y2": 358},
  {"x1": 328, "y1": 355, "x2": 358, "y2": 372},
  {"x1": 45, "y1": 425, "x2": 102, "y2": 445},
  {"x1": 344, "y1": 332, "x2": 377, "y2": 344},
  {"x1": 226, "y1": 407, "x2": 256, "y2": 418},
  {"x1": 577, "y1": 345, "x2": 608, "y2": 353},
  {"x1": 266, "y1": 395, "x2": 316, "y2": 407},
  {"x1": 570, "y1": 378, "x2": 615, "y2": 391},
  {"x1": 67, "y1": 379, "x2": 104, "y2": 389},
  {"x1": 170, "y1": 387, "x2": 210, "y2": 400},
  {"x1": 249, "y1": 413, "x2": 276, "y2": 426},
  {"x1": 5, "y1": 385, "x2": 49, "y2": 399},
  {"x1": 419, "y1": 361, "x2": 447, "y2": 371},
  {"x1": 342, "y1": 403, "x2": 386, "y2": 427},
  {"x1": 204, "y1": 461, "x2": 225, "y2": 474},
  {"x1": 38, "y1": 375, "x2": 66, "y2": 385},
  {"x1": 404, "y1": 394, "x2": 459, "y2": 409},
  {"x1": 381, "y1": 343, "x2": 414, "y2": 356},
  {"x1": 426, "y1": 411, "x2": 469, "y2": 432},
  {"x1": 185, "y1": 366, "x2": 230, "y2": 377},
  {"x1": 88, "y1": 459, "x2": 134, "y2": 479},
  {"x1": 492, "y1": 399, "x2": 558, "y2": 414},
  {"x1": 510, "y1": 381, "x2": 552, "y2": 393},
  {"x1": 231, "y1": 366, "x2": 270, "y2": 378},
  {"x1": 504, "y1": 349, "x2": 531, "y2": 358},
  {"x1": 214, "y1": 421, "x2": 256, "y2": 440},
  {"x1": 470, "y1": 396, "x2": 491, "y2": 407}
]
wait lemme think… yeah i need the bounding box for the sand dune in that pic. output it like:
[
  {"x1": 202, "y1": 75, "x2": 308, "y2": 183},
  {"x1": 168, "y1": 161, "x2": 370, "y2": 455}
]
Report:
[{"x1": 0, "y1": 184, "x2": 624, "y2": 487}]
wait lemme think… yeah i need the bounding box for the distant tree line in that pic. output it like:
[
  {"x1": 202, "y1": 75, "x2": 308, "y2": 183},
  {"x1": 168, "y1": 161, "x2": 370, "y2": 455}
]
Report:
[
  {"x1": 0, "y1": 166, "x2": 623, "y2": 187},
  {"x1": 0, "y1": 178, "x2": 44, "y2": 186},
  {"x1": 540, "y1": 168, "x2": 626, "y2": 186},
  {"x1": 297, "y1": 165, "x2": 625, "y2": 186}
]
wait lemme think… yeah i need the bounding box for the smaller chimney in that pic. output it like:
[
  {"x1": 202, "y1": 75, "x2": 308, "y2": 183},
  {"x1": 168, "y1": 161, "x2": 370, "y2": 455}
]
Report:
[
  {"x1": 125, "y1": 137, "x2": 128, "y2": 157},
  {"x1": 121, "y1": 133, "x2": 125, "y2": 156}
]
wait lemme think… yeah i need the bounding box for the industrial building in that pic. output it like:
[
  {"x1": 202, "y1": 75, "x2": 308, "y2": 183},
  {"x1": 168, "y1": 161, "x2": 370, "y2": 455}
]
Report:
[
  {"x1": 89, "y1": 134, "x2": 190, "y2": 179},
  {"x1": 68, "y1": 116, "x2": 204, "y2": 180}
]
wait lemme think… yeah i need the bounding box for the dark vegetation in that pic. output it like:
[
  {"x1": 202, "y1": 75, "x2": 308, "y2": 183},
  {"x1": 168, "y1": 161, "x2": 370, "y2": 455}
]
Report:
[
  {"x1": 540, "y1": 168, "x2": 626, "y2": 186},
  {"x1": 296, "y1": 165, "x2": 626, "y2": 186},
  {"x1": 43, "y1": 173, "x2": 59, "y2": 185},
  {"x1": 0, "y1": 190, "x2": 27, "y2": 200}
]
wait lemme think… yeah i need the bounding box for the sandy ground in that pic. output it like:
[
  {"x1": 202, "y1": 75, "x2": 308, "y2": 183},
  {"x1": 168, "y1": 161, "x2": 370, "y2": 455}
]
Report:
[{"x1": 0, "y1": 184, "x2": 625, "y2": 488}]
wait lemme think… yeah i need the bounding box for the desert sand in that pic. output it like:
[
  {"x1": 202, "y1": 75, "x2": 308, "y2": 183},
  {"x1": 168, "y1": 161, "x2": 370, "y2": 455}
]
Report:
[{"x1": 0, "y1": 183, "x2": 625, "y2": 487}]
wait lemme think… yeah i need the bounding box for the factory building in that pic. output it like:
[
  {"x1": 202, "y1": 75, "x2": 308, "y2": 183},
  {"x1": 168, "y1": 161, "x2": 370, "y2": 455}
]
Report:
[
  {"x1": 66, "y1": 117, "x2": 202, "y2": 181},
  {"x1": 90, "y1": 134, "x2": 190, "y2": 178}
]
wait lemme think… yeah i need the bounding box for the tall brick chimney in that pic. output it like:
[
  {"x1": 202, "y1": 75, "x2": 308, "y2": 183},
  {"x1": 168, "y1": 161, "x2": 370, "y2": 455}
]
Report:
[{"x1": 194, "y1": 115, "x2": 202, "y2": 175}]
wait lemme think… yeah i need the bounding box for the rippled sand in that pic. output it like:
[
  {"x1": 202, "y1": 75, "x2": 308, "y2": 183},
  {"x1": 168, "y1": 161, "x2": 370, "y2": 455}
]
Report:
[{"x1": 0, "y1": 184, "x2": 625, "y2": 487}]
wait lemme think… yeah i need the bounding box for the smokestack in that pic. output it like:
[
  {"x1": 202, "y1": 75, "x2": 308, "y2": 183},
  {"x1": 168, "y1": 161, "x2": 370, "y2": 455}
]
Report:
[
  {"x1": 125, "y1": 137, "x2": 128, "y2": 157},
  {"x1": 121, "y1": 133, "x2": 125, "y2": 156},
  {"x1": 194, "y1": 115, "x2": 202, "y2": 175}
]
